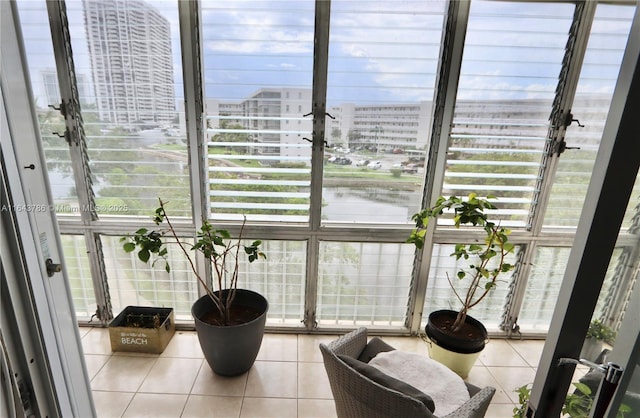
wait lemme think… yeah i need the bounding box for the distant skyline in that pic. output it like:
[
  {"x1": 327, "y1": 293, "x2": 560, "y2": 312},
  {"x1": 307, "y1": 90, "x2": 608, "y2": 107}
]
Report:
[{"x1": 17, "y1": 0, "x2": 635, "y2": 112}]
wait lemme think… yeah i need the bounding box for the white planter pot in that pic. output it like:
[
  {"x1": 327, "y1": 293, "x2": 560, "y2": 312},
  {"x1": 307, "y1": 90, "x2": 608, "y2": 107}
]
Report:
[{"x1": 426, "y1": 337, "x2": 482, "y2": 379}]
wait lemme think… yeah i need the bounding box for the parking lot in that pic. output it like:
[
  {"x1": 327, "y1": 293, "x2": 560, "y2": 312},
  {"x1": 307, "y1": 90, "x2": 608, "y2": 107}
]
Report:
[{"x1": 325, "y1": 150, "x2": 423, "y2": 173}]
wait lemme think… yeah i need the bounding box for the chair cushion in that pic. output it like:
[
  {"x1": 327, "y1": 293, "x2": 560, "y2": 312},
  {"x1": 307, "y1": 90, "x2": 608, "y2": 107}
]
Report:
[
  {"x1": 338, "y1": 354, "x2": 436, "y2": 412},
  {"x1": 369, "y1": 350, "x2": 470, "y2": 416},
  {"x1": 357, "y1": 337, "x2": 396, "y2": 363}
]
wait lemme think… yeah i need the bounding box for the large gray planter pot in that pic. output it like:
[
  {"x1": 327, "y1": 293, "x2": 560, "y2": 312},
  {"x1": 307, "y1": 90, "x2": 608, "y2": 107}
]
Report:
[
  {"x1": 580, "y1": 337, "x2": 604, "y2": 362},
  {"x1": 192, "y1": 289, "x2": 268, "y2": 376}
]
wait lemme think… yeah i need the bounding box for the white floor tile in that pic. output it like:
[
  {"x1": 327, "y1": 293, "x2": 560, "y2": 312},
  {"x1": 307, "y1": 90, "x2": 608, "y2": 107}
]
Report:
[
  {"x1": 190, "y1": 365, "x2": 248, "y2": 397},
  {"x1": 91, "y1": 355, "x2": 157, "y2": 392},
  {"x1": 479, "y1": 339, "x2": 529, "y2": 367},
  {"x1": 82, "y1": 327, "x2": 113, "y2": 355},
  {"x1": 161, "y1": 331, "x2": 204, "y2": 359},
  {"x1": 84, "y1": 354, "x2": 110, "y2": 381},
  {"x1": 122, "y1": 393, "x2": 187, "y2": 418},
  {"x1": 138, "y1": 357, "x2": 202, "y2": 394},
  {"x1": 257, "y1": 334, "x2": 298, "y2": 362},
  {"x1": 507, "y1": 339, "x2": 546, "y2": 368},
  {"x1": 298, "y1": 362, "x2": 333, "y2": 399},
  {"x1": 245, "y1": 361, "x2": 298, "y2": 398},
  {"x1": 487, "y1": 366, "x2": 537, "y2": 404},
  {"x1": 297, "y1": 399, "x2": 338, "y2": 418},
  {"x1": 298, "y1": 335, "x2": 337, "y2": 363},
  {"x1": 240, "y1": 397, "x2": 297, "y2": 418},
  {"x1": 182, "y1": 394, "x2": 242, "y2": 418},
  {"x1": 92, "y1": 390, "x2": 134, "y2": 417}
]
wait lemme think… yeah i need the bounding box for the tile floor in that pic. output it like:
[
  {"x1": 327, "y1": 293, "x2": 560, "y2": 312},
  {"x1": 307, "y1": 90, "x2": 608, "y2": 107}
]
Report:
[{"x1": 80, "y1": 327, "x2": 546, "y2": 417}]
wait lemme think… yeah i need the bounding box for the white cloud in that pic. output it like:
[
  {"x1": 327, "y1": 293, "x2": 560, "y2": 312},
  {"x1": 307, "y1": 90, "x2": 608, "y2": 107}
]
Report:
[{"x1": 202, "y1": 5, "x2": 314, "y2": 55}]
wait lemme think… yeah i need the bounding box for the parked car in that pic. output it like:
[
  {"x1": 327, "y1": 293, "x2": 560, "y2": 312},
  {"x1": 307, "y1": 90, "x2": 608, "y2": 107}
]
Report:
[
  {"x1": 402, "y1": 164, "x2": 418, "y2": 174},
  {"x1": 355, "y1": 159, "x2": 370, "y2": 167},
  {"x1": 334, "y1": 157, "x2": 352, "y2": 165},
  {"x1": 392, "y1": 148, "x2": 405, "y2": 154},
  {"x1": 367, "y1": 161, "x2": 382, "y2": 169}
]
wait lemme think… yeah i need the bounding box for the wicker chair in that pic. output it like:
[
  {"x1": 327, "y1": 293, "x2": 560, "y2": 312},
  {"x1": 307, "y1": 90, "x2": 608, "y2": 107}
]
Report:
[{"x1": 320, "y1": 327, "x2": 496, "y2": 418}]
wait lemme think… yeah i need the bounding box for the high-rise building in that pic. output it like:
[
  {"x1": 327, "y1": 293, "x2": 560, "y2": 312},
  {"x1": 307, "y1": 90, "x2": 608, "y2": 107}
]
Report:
[
  {"x1": 42, "y1": 69, "x2": 89, "y2": 106},
  {"x1": 83, "y1": 0, "x2": 175, "y2": 127}
]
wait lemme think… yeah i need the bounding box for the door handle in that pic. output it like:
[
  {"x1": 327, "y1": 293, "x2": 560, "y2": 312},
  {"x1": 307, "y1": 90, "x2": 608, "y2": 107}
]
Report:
[{"x1": 558, "y1": 357, "x2": 624, "y2": 418}]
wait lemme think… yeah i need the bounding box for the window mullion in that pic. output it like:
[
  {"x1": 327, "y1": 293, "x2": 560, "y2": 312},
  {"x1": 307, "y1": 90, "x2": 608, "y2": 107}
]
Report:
[
  {"x1": 304, "y1": 0, "x2": 331, "y2": 330},
  {"x1": 178, "y1": 0, "x2": 209, "y2": 295},
  {"x1": 407, "y1": 0, "x2": 471, "y2": 334},
  {"x1": 309, "y1": 0, "x2": 331, "y2": 232},
  {"x1": 46, "y1": 0, "x2": 112, "y2": 323}
]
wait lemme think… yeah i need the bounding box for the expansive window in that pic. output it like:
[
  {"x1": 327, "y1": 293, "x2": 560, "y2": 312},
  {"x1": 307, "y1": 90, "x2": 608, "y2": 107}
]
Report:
[
  {"x1": 322, "y1": 1, "x2": 444, "y2": 224},
  {"x1": 16, "y1": 0, "x2": 638, "y2": 335},
  {"x1": 444, "y1": 1, "x2": 573, "y2": 228},
  {"x1": 201, "y1": 0, "x2": 315, "y2": 222}
]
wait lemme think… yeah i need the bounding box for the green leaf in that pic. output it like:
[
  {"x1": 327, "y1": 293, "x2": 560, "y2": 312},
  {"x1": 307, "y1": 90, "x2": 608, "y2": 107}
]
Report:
[
  {"x1": 457, "y1": 271, "x2": 465, "y2": 279},
  {"x1": 123, "y1": 242, "x2": 136, "y2": 253},
  {"x1": 572, "y1": 382, "x2": 591, "y2": 396},
  {"x1": 138, "y1": 249, "x2": 150, "y2": 263},
  {"x1": 618, "y1": 404, "x2": 632, "y2": 414},
  {"x1": 165, "y1": 264, "x2": 170, "y2": 273},
  {"x1": 135, "y1": 228, "x2": 148, "y2": 235}
]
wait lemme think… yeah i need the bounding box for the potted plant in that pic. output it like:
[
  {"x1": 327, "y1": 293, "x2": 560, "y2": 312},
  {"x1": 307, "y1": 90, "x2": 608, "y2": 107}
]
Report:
[
  {"x1": 513, "y1": 383, "x2": 632, "y2": 417},
  {"x1": 121, "y1": 198, "x2": 267, "y2": 376},
  {"x1": 407, "y1": 193, "x2": 515, "y2": 377},
  {"x1": 580, "y1": 319, "x2": 616, "y2": 362}
]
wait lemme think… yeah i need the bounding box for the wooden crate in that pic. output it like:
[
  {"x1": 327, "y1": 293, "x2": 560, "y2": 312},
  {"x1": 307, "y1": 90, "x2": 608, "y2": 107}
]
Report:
[{"x1": 108, "y1": 306, "x2": 175, "y2": 354}]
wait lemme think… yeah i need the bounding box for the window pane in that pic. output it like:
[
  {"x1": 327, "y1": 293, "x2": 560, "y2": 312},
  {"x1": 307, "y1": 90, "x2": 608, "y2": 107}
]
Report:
[
  {"x1": 422, "y1": 244, "x2": 519, "y2": 330},
  {"x1": 445, "y1": 1, "x2": 574, "y2": 228},
  {"x1": 66, "y1": 0, "x2": 190, "y2": 217},
  {"x1": 201, "y1": 1, "x2": 315, "y2": 222},
  {"x1": 102, "y1": 235, "x2": 197, "y2": 320},
  {"x1": 518, "y1": 247, "x2": 570, "y2": 332},
  {"x1": 323, "y1": 1, "x2": 445, "y2": 223},
  {"x1": 243, "y1": 240, "x2": 306, "y2": 326},
  {"x1": 518, "y1": 246, "x2": 623, "y2": 332},
  {"x1": 317, "y1": 242, "x2": 414, "y2": 326},
  {"x1": 544, "y1": 4, "x2": 635, "y2": 229},
  {"x1": 61, "y1": 235, "x2": 96, "y2": 320},
  {"x1": 17, "y1": 1, "x2": 79, "y2": 215}
]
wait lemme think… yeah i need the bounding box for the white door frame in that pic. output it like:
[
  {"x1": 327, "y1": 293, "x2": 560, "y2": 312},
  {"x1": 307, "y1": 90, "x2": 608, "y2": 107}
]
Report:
[{"x1": 1, "y1": 1, "x2": 95, "y2": 416}]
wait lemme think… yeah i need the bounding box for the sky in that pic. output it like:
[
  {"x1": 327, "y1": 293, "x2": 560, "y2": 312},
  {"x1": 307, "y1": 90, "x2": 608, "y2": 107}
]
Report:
[{"x1": 15, "y1": 0, "x2": 636, "y2": 109}]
